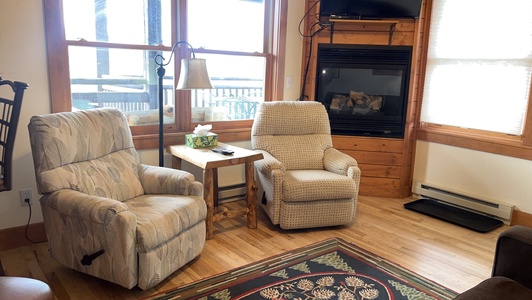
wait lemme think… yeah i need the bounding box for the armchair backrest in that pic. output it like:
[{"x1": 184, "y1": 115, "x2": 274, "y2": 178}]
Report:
[
  {"x1": 251, "y1": 101, "x2": 332, "y2": 170},
  {"x1": 28, "y1": 108, "x2": 144, "y2": 201}
]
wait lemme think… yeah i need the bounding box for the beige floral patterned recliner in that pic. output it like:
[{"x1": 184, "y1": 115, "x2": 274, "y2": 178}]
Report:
[
  {"x1": 28, "y1": 108, "x2": 207, "y2": 290},
  {"x1": 251, "y1": 101, "x2": 361, "y2": 229}
]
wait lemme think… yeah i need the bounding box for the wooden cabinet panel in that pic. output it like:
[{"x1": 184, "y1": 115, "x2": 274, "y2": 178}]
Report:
[
  {"x1": 358, "y1": 164, "x2": 401, "y2": 179},
  {"x1": 359, "y1": 177, "x2": 402, "y2": 198},
  {"x1": 332, "y1": 135, "x2": 406, "y2": 197},
  {"x1": 333, "y1": 136, "x2": 404, "y2": 153},
  {"x1": 343, "y1": 150, "x2": 402, "y2": 166}
]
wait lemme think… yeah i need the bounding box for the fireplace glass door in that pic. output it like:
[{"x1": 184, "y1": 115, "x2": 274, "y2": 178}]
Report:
[{"x1": 315, "y1": 44, "x2": 412, "y2": 138}]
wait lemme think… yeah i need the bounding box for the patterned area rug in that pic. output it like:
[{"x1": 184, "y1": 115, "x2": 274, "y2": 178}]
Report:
[{"x1": 145, "y1": 238, "x2": 457, "y2": 300}]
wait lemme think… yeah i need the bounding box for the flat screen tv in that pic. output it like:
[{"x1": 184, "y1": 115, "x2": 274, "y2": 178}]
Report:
[{"x1": 320, "y1": 0, "x2": 422, "y2": 20}]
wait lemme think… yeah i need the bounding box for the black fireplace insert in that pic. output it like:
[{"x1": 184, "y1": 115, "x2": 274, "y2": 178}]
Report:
[{"x1": 315, "y1": 44, "x2": 412, "y2": 138}]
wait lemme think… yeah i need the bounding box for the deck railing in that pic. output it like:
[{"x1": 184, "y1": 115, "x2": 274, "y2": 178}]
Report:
[{"x1": 71, "y1": 77, "x2": 263, "y2": 121}]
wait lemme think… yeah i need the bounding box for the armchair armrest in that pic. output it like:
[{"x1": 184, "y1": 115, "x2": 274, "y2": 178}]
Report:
[
  {"x1": 138, "y1": 164, "x2": 202, "y2": 196},
  {"x1": 40, "y1": 189, "x2": 138, "y2": 287},
  {"x1": 492, "y1": 225, "x2": 532, "y2": 289},
  {"x1": 323, "y1": 148, "x2": 359, "y2": 177},
  {"x1": 43, "y1": 189, "x2": 129, "y2": 219},
  {"x1": 253, "y1": 150, "x2": 285, "y2": 179}
]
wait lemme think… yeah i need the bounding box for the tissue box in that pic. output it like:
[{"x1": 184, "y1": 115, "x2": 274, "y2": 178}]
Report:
[{"x1": 185, "y1": 133, "x2": 218, "y2": 148}]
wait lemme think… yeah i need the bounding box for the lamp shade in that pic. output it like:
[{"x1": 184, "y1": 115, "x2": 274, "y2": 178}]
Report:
[{"x1": 176, "y1": 58, "x2": 214, "y2": 90}]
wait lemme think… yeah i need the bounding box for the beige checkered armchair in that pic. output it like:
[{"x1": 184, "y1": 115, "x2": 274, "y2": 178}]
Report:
[
  {"x1": 251, "y1": 101, "x2": 361, "y2": 229},
  {"x1": 28, "y1": 108, "x2": 207, "y2": 290}
]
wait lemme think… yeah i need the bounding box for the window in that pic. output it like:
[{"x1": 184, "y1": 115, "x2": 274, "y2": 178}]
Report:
[
  {"x1": 418, "y1": 0, "x2": 532, "y2": 159},
  {"x1": 185, "y1": 0, "x2": 269, "y2": 123},
  {"x1": 44, "y1": 0, "x2": 285, "y2": 148},
  {"x1": 60, "y1": 0, "x2": 172, "y2": 122}
]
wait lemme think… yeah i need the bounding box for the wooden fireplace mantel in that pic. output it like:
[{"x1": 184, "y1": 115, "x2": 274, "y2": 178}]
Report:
[{"x1": 326, "y1": 19, "x2": 400, "y2": 45}]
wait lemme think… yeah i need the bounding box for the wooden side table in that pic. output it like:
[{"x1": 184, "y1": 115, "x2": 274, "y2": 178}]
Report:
[{"x1": 167, "y1": 142, "x2": 263, "y2": 239}]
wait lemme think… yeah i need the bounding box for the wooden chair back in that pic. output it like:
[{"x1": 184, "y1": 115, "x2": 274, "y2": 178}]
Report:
[{"x1": 0, "y1": 77, "x2": 28, "y2": 191}]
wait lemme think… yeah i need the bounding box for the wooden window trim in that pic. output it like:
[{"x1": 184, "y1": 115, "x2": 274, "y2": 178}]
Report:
[
  {"x1": 44, "y1": 0, "x2": 70, "y2": 113},
  {"x1": 416, "y1": 123, "x2": 532, "y2": 161},
  {"x1": 44, "y1": 0, "x2": 288, "y2": 150}
]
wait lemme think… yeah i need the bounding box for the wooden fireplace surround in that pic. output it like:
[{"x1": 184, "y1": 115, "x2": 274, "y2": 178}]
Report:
[{"x1": 300, "y1": 1, "x2": 430, "y2": 198}]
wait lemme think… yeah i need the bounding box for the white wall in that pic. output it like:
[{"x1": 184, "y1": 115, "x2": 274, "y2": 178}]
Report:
[
  {"x1": 413, "y1": 141, "x2": 532, "y2": 213},
  {"x1": 0, "y1": 0, "x2": 50, "y2": 228},
  {"x1": 282, "y1": 0, "x2": 305, "y2": 101},
  {"x1": 0, "y1": 0, "x2": 306, "y2": 230}
]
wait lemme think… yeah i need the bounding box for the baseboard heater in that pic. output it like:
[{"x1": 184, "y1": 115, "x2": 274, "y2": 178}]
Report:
[
  {"x1": 406, "y1": 182, "x2": 514, "y2": 232},
  {"x1": 218, "y1": 183, "x2": 247, "y2": 203}
]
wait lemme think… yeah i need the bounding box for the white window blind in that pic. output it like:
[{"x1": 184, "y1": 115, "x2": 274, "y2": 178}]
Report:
[{"x1": 421, "y1": 0, "x2": 532, "y2": 135}]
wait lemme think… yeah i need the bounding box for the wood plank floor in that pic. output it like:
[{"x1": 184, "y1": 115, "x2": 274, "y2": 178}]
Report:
[{"x1": 0, "y1": 196, "x2": 507, "y2": 299}]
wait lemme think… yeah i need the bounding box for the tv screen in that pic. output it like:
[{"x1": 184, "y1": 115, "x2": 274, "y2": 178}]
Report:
[{"x1": 320, "y1": 0, "x2": 422, "y2": 20}]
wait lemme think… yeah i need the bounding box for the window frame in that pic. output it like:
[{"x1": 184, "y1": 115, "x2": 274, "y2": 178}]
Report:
[
  {"x1": 43, "y1": 0, "x2": 287, "y2": 149},
  {"x1": 416, "y1": 0, "x2": 532, "y2": 161}
]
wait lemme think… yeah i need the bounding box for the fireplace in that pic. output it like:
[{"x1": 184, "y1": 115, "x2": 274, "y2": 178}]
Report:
[{"x1": 315, "y1": 44, "x2": 412, "y2": 138}]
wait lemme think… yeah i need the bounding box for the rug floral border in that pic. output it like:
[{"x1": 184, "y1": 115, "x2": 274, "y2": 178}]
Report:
[{"x1": 145, "y1": 238, "x2": 458, "y2": 300}]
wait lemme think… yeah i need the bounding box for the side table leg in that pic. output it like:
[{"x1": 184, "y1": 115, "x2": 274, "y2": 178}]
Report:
[
  {"x1": 204, "y1": 168, "x2": 214, "y2": 239},
  {"x1": 171, "y1": 156, "x2": 182, "y2": 170},
  {"x1": 245, "y1": 162, "x2": 257, "y2": 229},
  {"x1": 213, "y1": 169, "x2": 219, "y2": 207}
]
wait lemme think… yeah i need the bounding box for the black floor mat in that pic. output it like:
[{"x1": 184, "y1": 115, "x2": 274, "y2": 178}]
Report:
[{"x1": 404, "y1": 198, "x2": 503, "y2": 233}]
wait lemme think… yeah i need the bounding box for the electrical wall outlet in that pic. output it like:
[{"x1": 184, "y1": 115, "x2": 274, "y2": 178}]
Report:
[{"x1": 19, "y1": 188, "x2": 33, "y2": 206}]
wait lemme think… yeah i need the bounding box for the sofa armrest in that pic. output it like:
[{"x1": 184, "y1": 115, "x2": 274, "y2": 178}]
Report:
[
  {"x1": 492, "y1": 225, "x2": 532, "y2": 289},
  {"x1": 138, "y1": 164, "x2": 202, "y2": 196},
  {"x1": 253, "y1": 150, "x2": 285, "y2": 179}
]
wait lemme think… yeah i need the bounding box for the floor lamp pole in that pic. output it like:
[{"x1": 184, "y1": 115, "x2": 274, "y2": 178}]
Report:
[
  {"x1": 157, "y1": 65, "x2": 165, "y2": 167},
  {"x1": 154, "y1": 41, "x2": 189, "y2": 167}
]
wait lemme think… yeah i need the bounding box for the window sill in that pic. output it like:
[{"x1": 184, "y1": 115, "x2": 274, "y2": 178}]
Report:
[
  {"x1": 416, "y1": 126, "x2": 532, "y2": 161},
  {"x1": 132, "y1": 127, "x2": 252, "y2": 151}
]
